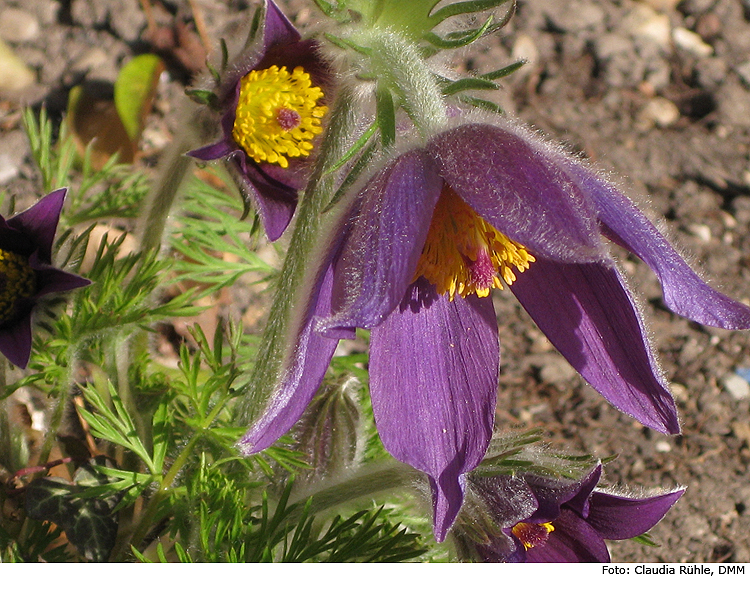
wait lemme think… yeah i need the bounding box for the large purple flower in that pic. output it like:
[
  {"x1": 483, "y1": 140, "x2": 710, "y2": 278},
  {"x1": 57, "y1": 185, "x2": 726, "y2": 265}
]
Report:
[
  {"x1": 239, "y1": 117, "x2": 750, "y2": 540},
  {"x1": 468, "y1": 464, "x2": 684, "y2": 562},
  {"x1": 188, "y1": 0, "x2": 331, "y2": 241},
  {"x1": 0, "y1": 189, "x2": 91, "y2": 368}
]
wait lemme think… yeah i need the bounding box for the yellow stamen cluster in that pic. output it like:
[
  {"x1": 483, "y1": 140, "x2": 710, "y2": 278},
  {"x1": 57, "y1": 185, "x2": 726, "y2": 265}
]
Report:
[
  {"x1": 0, "y1": 249, "x2": 36, "y2": 325},
  {"x1": 511, "y1": 521, "x2": 555, "y2": 550},
  {"x1": 232, "y1": 65, "x2": 327, "y2": 168},
  {"x1": 414, "y1": 186, "x2": 535, "y2": 299}
]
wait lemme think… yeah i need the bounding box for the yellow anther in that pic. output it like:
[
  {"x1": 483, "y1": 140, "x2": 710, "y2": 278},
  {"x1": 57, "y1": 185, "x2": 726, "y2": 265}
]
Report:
[
  {"x1": 414, "y1": 186, "x2": 535, "y2": 299},
  {"x1": 232, "y1": 65, "x2": 328, "y2": 168},
  {"x1": 0, "y1": 249, "x2": 36, "y2": 325},
  {"x1": 511, "y1": 521, "x2": 555, "y2": 550}
]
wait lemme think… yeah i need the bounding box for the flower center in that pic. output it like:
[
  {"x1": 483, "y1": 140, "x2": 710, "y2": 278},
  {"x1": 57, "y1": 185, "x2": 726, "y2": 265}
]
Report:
[
  {"x1": 232, "y1": 65, "x2": 328, "y2": 169},
  {"x1": 511, "y1": 521, "x2": 555, "y2": 550},
  {"x1": 0, "y1": 248, "x2": 36, "y2": 325},
  {"x1": 414, "y1": 186, "x2": 535, "y2": 299}
]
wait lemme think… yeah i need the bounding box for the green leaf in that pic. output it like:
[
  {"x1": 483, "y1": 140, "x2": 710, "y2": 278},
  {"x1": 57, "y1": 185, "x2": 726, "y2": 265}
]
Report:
[
  {"x1": 631, "y1": 533, "x2": 659, "y2": 547},
  {"x1": 376, "y1": 84, "x2": 396, "y2": 150},
  {"x1": 442, "y1": 77, "x2": 499, "y2": 95},
  {"x1": 429, "y1": 0, "x2": 512, "y2": 25},
  {"x1": 114, "y1": 54, "x2": 164, "y2": 142},
  {"x1": 423, "y1": 16, "x2": 494, "y2": 49},
  {"x1": 185, "y1": 88, "x2": 219, "y2": 108},
  {"x1": 24, "y1": 466, "x2": 120, "y2": 562},
  {"x1": 458, "y1": 95, "x2": 505, "y2": 114},
  {"x1": 480, "y1": 59, "x2": 526, "y2": 80}
]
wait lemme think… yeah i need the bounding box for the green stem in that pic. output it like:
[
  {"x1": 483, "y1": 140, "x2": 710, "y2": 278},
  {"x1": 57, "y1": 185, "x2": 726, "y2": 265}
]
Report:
[
  {"x1": 360, "y1": 28, "x2": 448, "y2": 138},
  {"x1": 120, "y1": 434, "x2": 200, "y2": 559},
  {"x1": 283, "y1": 461, "x2": 420, "y2": 527},
  {"x1": 37, "y1": 343, "x2": 81, "y2": 466},
  {"x1": 136, "y1": 99, "x2": 201, "y2": 257},
  {"x1": 121, "y1": 396, "x2": 228, "y2": 559},
  {"x1": 237, "y1": 86, "x2": 370, "y2": 427}
]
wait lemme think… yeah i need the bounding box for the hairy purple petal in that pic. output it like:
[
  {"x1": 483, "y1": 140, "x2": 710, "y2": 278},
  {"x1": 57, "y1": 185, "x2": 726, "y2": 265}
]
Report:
[
  {"x1": 7, "y1": 188, "x2": 66, "y2": 263},
  {"x1": 321, "y1": 151, "x2": 443, "y2": 334},
  {"x1": 525, "y1": 510, "x2": 611, "y2": 562},
  {"x1": 526, "y1": 465, "x2": 602, "y2": 523},
  {"x1": 429, "y1": 124, "x2": 605, "y2": 263},
  {"x1": 0, "y1": 314, "x2": 32, "y2": 368},
  {"x1": 511, "y1": 258, "x2": 679, "y2": 434},
  {"x1": 187, "y1": 139, "x2": 234, "y2": 162},
  {"x1": 238, "y1": 265, "x2": 349, "y2": 454},
  {"x1": 262, "y1": 0, "x2": 301, "y2": 51},
  {"x1": 219, "y1": 0, "x2": 301, "y2": 99},
  {"x1": 369, "y1": 292, "x2": 499, "y2": 541},
  {"x1": 33, "y1": 265, "x2": 92, "y2": 297},
  {"x1": 562, "y1": 159, "x2": 750, "y2": 329},
  {"x1": 227, "y1": 155, "x2": 298, "y2": 242},
  {"x1": 587, "y1": 488, "x2": 685, "y2": 540}
]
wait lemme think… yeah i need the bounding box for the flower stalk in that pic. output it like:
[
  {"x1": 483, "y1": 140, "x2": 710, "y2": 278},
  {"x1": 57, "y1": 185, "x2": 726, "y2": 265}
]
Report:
[{"x1": 236, "y1": 85, "x2": 371, "y2": 429}]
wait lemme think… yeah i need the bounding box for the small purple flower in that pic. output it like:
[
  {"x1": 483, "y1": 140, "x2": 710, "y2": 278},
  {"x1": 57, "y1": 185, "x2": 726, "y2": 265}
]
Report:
[
  {"x1": 189, "y1": 0, "x2": 331, "y2": 241},
  {"x1": 0, "y1": 188, "x2": 91, "y2": 368},
  {"x1": 468, "y1": 465, "x2": 684, "y2": 562},
  {"x1": 239, "y1": 117, "x2": 750, "y2": 541}
]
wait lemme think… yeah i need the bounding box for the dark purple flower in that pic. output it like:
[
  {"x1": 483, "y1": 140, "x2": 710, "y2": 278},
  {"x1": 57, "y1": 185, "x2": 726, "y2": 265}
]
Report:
[
  {"x1": 0, "y1": 188, "x2": 91, "y2": 368},
  {"x1": 469, "y1": 464, "x2": 684, "y2": 562},
  {"x1": 188, "y1": 0, "x2": 331, "y2": 241},
  {"x1": 239, "y1": 117, "x2": 750, "y2": 541}
]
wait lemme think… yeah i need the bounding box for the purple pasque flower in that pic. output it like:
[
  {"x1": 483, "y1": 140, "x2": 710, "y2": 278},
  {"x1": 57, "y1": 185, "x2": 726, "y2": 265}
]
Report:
[
  {"x1": 0, "y1": 189, "x2": 91, "y2": 368},
  {"x1": 188, "y1": 0, "x2": 331, "y2": 241},
  {"x1": 468, "y1": 464, "x2": 684, "y2": 562},
  {"x1": 239, "y1": 116, "x2": 750, "y2": 541}
]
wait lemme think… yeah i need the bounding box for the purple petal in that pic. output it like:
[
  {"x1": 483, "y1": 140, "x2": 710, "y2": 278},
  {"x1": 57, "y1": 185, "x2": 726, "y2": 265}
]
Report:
[
  {"x1": 369, "y1": 292, "x2": 499, "y2": 541},
  {"x1": 187, "y1": 139, "x2": 235, "y2": 162},
  {"x1": 7, "y1": 189, "x2": 65, "y2": 264},
  {"x1": 559, "y1": 464, "x2": 601, "y2": 519},
  {"x1": 320, "y1": 150, "x2": 443, "y2": 335},
  {"x1": 562, "y1": 159, "x2": 750, "y2": 329},
  {"x1": 525, "y1": 510, "x2": 610, "y2": 562},
  {"x1": 0, "y1": 315, "x2": 33, "y2": 368},
  {"x1": 510, "y1": 258, "x2": 679, "y2": 434},
  {"x1": 33, "y1": 266, "x2": 92, "y2": 297},
  {"x1": 261, "y1": 0, "x2": 301, "y2": 53},
  {"x1": 587, "y1": 488, "x2": 685, "y2": 540},
  {"x1": 218, "y1": 0, "x2": 301, "y2": 100},
  {"x1": 238, "y1": 264, "x2": 348, "y2": 454},
  {"x1": 228, "y1": 155, "x2": 298, "y2": 242},
  {"x1": 429, "y1": 124, "x2": 605, "y2": 263},
  {"x1": 469, "y1": 475, "x2": 539, "y2": 528},
  {"x1": 526, "y1": 465, "x2": 602, "y2": 522}
]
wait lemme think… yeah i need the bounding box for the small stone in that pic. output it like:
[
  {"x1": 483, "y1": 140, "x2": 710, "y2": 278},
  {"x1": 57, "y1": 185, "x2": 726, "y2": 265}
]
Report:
[
  {"x1": 71, "y1": 47, "x2": 109, "y2": 75},
  {"x1": 630, "y1": 458, "x2": 646, "y2": 476},
  {"x1": 637, "y1": 96, "x2": 681, "y2": 129},
  {"x1": 641, "y1": 0, "x2": 681, "y2": 9},
  {"x1": 695, "y1": 13, "x2": 722, "y2": 41},
  {"x1": 0, "y1": 8, "x2": 40, "y2": 43},
  {"x1": 512, "y1": 34, "x2": 539, "y2": 68},
  {"x1": 673, "y1": 27, "x2": 714, "y2": 58},
  {"x1": 722, "y1": 372, "x2": 750, "y2": 401},
  {"x1": 544, "y1": 1, "x2": 605, "y2": 33},
  {"x1": 538, "y1": 356, "x2": 577, "y2": 386},
  {"x1": 624, "y1": 5, "x2": 671, "y2": 49},
  {"x1": 694, "y1": 57, "x2": 728, "y2": 90},
  {"x1": 0, "y1": 154, "x2": 18, "y2": 185},
  {"x1": 736, "y1": 61, "x2": 750, "y2": 88},
  {"x1": 655, "y1": 440, "x2": 672, "y2": 453},
  {"x1": 686, "y1": 223, "x2": 712, "y2": 242},
  {"x1": 0, "y1": 38, "x2": 35, "y2": 94}
]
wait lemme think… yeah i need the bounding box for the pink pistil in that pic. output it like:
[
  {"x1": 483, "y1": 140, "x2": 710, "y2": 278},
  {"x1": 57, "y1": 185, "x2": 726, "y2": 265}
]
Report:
[
  {"x1": 277, "y1": 107, "x2": 301, "y2": 130},
  {"x1": 467, "y1": 249, "x2": 496, "y2": 291}
]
